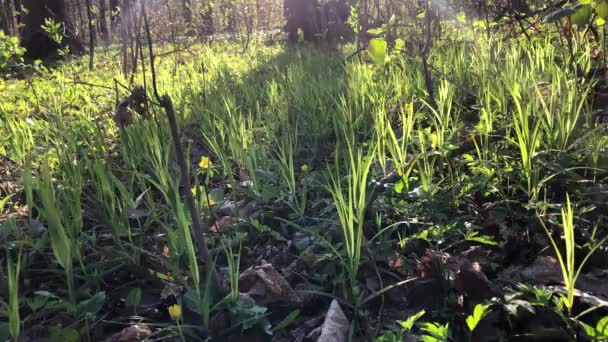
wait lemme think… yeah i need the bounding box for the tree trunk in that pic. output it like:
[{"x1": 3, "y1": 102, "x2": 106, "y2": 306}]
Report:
[
  {"x1": 98, "y1": 0, "x2": 109, "y2": 46},
  {"x1": 20, "y1": 0, "x2": 82, "y2": 59},
  {"x1": 182, "y1": 0, "x2": 192, "y2": 23},
  {"x1": 200, "y1": 0, "x2": 214, "y2": 36},
  {"x1": 110, "y1": 0, "x2": 120, "y2": 35},
  {"x1": 120, "y1": 0, "x2": 129, "y2": 75},
  {"x1": 284, "y1": 0, "x2": 317, "y2": 42},
  {"x1": 1, "y1": 0, "x2": 12, "y2": 34},
  {"x1": 12, "y1": 0, "x2": 20, "y2": 25},
  {"x1": 85, "y1": 0, "x2": 95, "y2": 69}
]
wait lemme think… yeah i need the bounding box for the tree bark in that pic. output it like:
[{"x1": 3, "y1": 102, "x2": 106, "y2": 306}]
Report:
[
  {"x1": 284, "y1": 0, "x2": 317, "y2": 42},
  {"x1": 85, "y1": 0, "x2": 95, "y2": 69},
  {"x1": 99, "y1": 0, "x2": 109, "y2": 46},
  {"x1": 200, "y1": 0, "x2": 214, "y2": 36},
  {"x1": 182, "y1": 0, "x2": 192, "y2": 23},
  {"x1": 12, "y1": 0, "x2": 20, "y2": 25},
  {"x1": 120, "y1": 0, "x2": 129, "y2": 75},
  {"x1": 1, "y1": 0, "x2": 13, "y2": 34},
  {"x1": 110, "y1": 0, "x2": 120, "y2": 35},
  {"x1": 20, "y1": 0, "x2": 82, "y2": 59}
]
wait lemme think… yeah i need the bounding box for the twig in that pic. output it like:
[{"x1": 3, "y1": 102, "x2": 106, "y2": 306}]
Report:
[
  {"x1": 142, "y1": 1, "x2": 221, "y2": 290},
  {"x1": 421, "y1": 0, "x2": 436, "y2": 108}
]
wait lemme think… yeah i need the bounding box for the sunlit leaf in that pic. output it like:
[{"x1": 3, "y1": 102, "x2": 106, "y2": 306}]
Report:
[
  {"x1": 368, "y1": 38, "x2": 387, "y2": 65},
  {"x1": 466, "y1": 303, "x2": 492, "y2": 332},
  {"x1": 397, "y1": 309, "x2": 425, "y2": 332}
]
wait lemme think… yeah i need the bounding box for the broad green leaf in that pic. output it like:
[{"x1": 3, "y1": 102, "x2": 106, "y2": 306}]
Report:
[
  {"x1": 466, "y1": 304, "x2": 492, "y2": 332},
  {"x1": 598, "y1": 1, "x2": 608, "y2": 19},
  {"x1": 76, "y1": 292, "x2": 106, "y2": 319},
  {"x1": 544, "y1": 7, "x2": 577, "y2": 23},
  {"x1": 397, "y1": 309, "x2": 425, "y2": 332},
  {"x1": 421, "y1": 322, "x2": 449, "y2": 342},
  {"x1": 368, "y1": 38, "x2": 387, "y2": 65},
  {"x1": 571, "y1": 4, "x2": 592, "y2": 25},
  {"x1": 597, "y1": 316, "x2": 608, "y2": 336},
  {"x1": 394, "y1": 38, "x2": 405, "y2": 51},
  {"x1": 581, "y1": 321, "x2": 598, "y2": 338}
]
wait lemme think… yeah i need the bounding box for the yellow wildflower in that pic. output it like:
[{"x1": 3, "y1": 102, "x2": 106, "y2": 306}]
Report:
[
  {"x1": 168, "y1": 304, "x2": 182, "y2": 321},
  {"x1": 203, "y1": 198, "x2": 216, "y2": 207},
  {"x1": 199, "y1": 156, "x2": 212, "y2": 169},
  {"x1": 191, "y1": 186, "x2": 204, "y2": 196},
  {"x1": 301, "y1": 164, "x2": 309, "y2": 172}
]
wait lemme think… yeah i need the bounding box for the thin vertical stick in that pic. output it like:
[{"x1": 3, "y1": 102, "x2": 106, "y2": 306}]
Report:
[{"x1": 141, "y1": 1, "x2": 221, "y2": 289}]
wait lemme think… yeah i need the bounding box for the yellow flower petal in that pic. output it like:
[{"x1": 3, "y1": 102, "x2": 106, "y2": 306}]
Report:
[
  {"x1": 199, "y1": 156, "x2": 212, "y2": 169},
  {"x1": 168, "y1": 304, "x2": 182, "y2": 321}
]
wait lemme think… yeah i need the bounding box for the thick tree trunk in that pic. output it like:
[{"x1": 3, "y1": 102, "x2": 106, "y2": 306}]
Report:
[
  {"x1": 182, "y1": 0, "x2": 192, "y2": 23},
  {"x1": 200, "y1": 0, "x2": 214, "y2": 36},
  {"x1": 98, "y1": 0, "x2": 109, "y2": 46},
  {"x1": 12, "y1": 0, "x2": 20, "y2": 25},
  {"x1": 1, "y1": 0, "x2": 13, "y2": 34},
  {"x1": 120, "y1": 0, "x2": 129, "y2": 75},
  {"x1": 20, "y1": 0, "x2": 82, "y2": 59},
  {"x1": 284, "y1": 0, "x2": 317, "y2": 42},
  {"x1": 85, "y1": 0, "x2": 95, "y2": 69},
  {"x1": 110, "y1": 0, "x2": 120, "y2": 35}
]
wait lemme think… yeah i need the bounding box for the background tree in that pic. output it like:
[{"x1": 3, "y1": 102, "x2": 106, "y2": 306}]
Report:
[
  {"x1": 110, "y1": 0, "x2": 120, "y2": 35},
  {"x1": 20, "y1": 0, "x2": 82, "y2": 59},
  {"x1": 98, "y1": 0, "x2": 109, "y2": 46}
]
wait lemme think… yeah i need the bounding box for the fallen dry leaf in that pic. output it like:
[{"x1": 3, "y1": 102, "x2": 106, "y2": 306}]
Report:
[
  {"x1": 103, "y1": 324, "x2": 152, "y2": 342},
  {"x1": 239, "y1": 261, "x2": 302, "y2": 307},
  {"x1": 315, "y1": 299, "x2": 349, "y2": 342}
]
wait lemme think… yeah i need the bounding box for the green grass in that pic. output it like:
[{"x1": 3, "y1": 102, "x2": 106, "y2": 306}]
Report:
[{"x1": 1, "y1": 29, "x2": 608, "y2": 341}]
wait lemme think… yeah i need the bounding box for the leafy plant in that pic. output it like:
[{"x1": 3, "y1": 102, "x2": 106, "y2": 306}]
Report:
[
  {"x1": 327, "y1": 141, "x2": 375, "y2": 296},
  {"x1": 420, "y1": 322, "x2": 449, "y2": 342},
  {"x1": 539, "y1": 194, "x2": 608, "y2": 316},
  {"x1": 466, "y1": 303, "x2": 492, "y2": 333}
]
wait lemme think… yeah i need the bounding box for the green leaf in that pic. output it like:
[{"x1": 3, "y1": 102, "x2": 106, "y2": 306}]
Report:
[
  {"x1": 598, "y1": 1, "x2": 608, "y2": 19},
  {"x1": 272, "y1": 309, "x2": 300, "y2": 332},
  {"x1": 544, "y1": 7, "x2": 577, "y2": 23},
  {"x1": 395, "y1": 176, "x2": 406, "y2": 194},
  {"x1": 465, "y1": 232, "x2": 498, "y2": 246},
  {"x1": 571, "y1": 4, "x2": 592, "y2": 25},
  {"x1": 597, "y1": 316, "x2": 608, "y2": 337},
  {"x1": 49, "y1": 326, "x2": 80, "y2": 342},
  {"x1": 457, "y1": 12, "x2": 466, "y2": 23},
  {"x1": 421, "y1": 322, "x2": 449, "y2": 342},
  {"x1": 394, "y1": 38, "x2": 405, "y2": 51},
  {"x1": 76, "y1": 292, "x2": 106, "y2": 319},
  {"x1": 367, "y1": 28, "x2": 386, "y2": 37},
  {"x1": 397, "y1": 309, "x2": 425, "y2": 332},
  {"x1": 581, "y1": 321, "x2": 598, "y2": 338},
  {"x1": 375, "y1": 332, "x2": 400, "y2": 342},
  {"x1": 368, "y1": 38, "x2": 387, "y2": 65},
  {"x1": 126, "y1": 288, "x2": 142, "y2": 307},
  {"x1": 466, "y1": 304, "x2": 492, "y2": 332}
]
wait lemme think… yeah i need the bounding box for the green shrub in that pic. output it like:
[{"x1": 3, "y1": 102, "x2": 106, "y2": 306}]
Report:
[{"x1": 0, "y1": 32, "x2": 25, "y2": 72}]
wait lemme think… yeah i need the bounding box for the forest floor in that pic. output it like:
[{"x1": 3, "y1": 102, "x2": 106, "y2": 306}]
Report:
[{"x1": 1, "y1": 37, "x2": 608, "y2": 342}]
